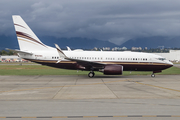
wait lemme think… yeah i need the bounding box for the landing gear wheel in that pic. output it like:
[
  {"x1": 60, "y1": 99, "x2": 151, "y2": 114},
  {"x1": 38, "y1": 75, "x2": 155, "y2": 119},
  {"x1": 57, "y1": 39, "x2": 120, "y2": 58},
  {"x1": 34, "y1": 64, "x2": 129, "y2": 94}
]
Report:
[
  {"x1": 88, "y1": 72, "x2": 95, "y2": 78},
  {"x1": 151, "y1": 73, "x2": 155, "y2": 77}
]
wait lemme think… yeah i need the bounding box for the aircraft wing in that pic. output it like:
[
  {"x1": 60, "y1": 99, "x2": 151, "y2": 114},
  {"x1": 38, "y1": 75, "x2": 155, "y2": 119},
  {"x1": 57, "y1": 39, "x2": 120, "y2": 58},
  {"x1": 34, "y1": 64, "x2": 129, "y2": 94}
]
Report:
[
  {"x1": 66, "y1": 57, "x2": 105, "y2": 66},
  {"x1": 6, "y1": 48, "x2": 33, "y2": 55},
  {"x1": 55, "y1": 44, "x2": 105, "y2": 69}
]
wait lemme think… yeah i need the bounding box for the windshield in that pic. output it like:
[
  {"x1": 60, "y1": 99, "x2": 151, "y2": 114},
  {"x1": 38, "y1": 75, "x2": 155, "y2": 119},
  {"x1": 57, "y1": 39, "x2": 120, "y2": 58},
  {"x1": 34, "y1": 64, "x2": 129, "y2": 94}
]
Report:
[{"x1": 158, "y1": 58, "x2": 166, "y2": 61}]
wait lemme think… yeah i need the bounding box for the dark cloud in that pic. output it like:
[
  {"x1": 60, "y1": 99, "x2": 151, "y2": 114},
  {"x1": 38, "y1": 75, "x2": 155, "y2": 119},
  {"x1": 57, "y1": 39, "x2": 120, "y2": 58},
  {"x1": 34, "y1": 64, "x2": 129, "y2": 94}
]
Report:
[{"x1": 1, "y1": 0, "x2": 180, "y2": 45}]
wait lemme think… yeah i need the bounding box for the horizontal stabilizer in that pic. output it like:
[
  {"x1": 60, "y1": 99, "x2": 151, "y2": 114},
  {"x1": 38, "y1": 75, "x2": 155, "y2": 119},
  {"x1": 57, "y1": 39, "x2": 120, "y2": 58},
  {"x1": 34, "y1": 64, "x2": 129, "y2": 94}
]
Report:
[{"x1": 6, "y1": 48, "x2": 33, "y2": 55}]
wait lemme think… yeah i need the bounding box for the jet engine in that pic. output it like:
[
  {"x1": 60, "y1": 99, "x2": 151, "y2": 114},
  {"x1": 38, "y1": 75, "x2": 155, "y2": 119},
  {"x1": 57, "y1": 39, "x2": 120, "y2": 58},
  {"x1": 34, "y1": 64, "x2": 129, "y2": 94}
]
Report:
[{"x1": 100, "y1": 65, "x2": 123, "y2": 75}]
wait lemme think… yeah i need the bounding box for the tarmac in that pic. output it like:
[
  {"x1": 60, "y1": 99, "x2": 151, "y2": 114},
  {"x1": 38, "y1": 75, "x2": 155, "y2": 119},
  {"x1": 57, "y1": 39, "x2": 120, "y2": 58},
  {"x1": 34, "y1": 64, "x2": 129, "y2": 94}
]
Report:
[{"x1": 0, "y1": 75, "x2": 180, "y2": 120}]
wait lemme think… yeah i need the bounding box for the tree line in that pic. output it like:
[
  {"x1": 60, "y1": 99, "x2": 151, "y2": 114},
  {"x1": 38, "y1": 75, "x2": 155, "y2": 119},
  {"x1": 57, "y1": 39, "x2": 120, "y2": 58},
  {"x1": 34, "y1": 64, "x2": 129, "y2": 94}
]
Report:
[{"x1": 0, "y1": 50, "x2": 15, "y2": 55}]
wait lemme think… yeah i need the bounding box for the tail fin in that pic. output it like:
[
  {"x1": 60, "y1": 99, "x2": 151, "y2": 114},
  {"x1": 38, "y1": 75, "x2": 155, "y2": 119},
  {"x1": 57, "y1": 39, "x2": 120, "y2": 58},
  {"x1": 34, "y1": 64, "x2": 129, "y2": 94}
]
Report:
[{"x1": 12, "y1": 15, "x2": 47, "y2": 51}]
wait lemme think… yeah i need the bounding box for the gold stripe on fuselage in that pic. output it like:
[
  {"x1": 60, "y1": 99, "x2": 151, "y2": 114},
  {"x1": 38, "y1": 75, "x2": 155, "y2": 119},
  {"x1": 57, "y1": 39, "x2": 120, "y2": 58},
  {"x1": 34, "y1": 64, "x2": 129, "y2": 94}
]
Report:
[
  {"x1": 26, "y1": 59, "x2": 168, "y2": 66},
  {"x1": 101, "y1": 62, "x2": 169, "y2": 66},
  {"x1": 27, "y1": 59, "x2": 76, "y2": 64}
]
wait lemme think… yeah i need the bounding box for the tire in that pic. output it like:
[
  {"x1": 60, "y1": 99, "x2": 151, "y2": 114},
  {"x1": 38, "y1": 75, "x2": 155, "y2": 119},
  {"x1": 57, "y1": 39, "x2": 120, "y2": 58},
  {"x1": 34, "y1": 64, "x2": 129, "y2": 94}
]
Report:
[
  {"x1": 88, "y1": 72, "x2": 94, "y2": 78},
  {"x1": 151, "y1": 74, "x2": 155, "y2": 77}
]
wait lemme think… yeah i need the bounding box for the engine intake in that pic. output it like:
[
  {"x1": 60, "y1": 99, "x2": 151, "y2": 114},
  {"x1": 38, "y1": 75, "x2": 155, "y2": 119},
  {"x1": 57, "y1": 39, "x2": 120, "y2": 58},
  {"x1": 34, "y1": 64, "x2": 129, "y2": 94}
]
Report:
[{"x1": 102, "y1": 65, "x2": 123, "y2": 75}]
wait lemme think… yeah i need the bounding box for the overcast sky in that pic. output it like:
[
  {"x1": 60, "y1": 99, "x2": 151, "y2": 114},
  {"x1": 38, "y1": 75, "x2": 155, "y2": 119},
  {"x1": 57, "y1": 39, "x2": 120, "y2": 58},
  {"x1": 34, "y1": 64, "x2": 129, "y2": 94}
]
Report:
[{"x1": 1, "y1": 0, "x2": 180, "y2": 45}]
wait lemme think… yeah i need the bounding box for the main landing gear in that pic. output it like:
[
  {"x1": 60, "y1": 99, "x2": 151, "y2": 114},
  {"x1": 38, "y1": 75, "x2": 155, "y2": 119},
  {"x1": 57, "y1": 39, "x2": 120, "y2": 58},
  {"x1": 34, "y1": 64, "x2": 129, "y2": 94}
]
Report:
[{"x1": 88, "y1": 71, "x2": 95, "y2": 78}]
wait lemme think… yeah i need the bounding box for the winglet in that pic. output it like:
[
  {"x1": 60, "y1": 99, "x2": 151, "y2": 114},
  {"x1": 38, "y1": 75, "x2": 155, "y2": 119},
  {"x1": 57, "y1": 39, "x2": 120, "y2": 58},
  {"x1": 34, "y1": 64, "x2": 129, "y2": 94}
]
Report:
[
  {"x1": 55, "y1": 44, "x2": 67, "y2": 63},
  {"x1": 66, "y1": 46, "x2": 71, "y2": 51}
]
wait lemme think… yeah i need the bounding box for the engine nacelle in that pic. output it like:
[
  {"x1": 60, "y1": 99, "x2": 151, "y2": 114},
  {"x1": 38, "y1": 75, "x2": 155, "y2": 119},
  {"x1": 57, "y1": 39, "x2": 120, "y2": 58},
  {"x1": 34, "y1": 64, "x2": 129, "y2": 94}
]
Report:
[{"x1": 102, "y1": 65, "x2": 123, "y2": 75}]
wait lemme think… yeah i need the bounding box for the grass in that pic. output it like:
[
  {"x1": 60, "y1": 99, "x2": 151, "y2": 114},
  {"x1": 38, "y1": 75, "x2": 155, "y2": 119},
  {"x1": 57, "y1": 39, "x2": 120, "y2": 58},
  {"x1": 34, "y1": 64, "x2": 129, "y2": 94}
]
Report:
[
  {"x1": 0, "y1": 64, "x2": 103, "y2": 75},
  {"x1": 0, "y1": 63, "x2": 179, "y2": 76},
  {"x1": 0, "y1": 62, "x2": 38, "y2": 65}
]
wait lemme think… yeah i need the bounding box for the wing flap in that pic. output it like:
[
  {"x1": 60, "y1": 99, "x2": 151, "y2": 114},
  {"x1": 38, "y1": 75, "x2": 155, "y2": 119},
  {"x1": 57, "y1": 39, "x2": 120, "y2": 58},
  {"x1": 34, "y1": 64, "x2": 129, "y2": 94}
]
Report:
[{"x1": 66, "y1": 57, "x2": 105, "y2": 68}]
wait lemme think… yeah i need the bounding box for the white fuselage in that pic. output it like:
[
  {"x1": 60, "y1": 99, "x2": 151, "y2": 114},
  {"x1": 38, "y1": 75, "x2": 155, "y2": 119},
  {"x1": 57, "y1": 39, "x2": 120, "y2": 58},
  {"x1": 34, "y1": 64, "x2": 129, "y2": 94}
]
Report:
[{"x1": 18, "y1": 47, "x2": 173, "y2": 70}]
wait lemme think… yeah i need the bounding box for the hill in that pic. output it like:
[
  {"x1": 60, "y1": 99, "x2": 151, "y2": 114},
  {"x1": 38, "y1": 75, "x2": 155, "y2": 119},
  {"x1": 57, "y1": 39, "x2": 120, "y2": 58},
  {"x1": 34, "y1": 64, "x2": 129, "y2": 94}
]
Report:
[
  {"x1": 1, "y1": 35, "x2": 180, "y2": 50},
  {"x1": 0, "y1": 35, "x2": 118, "y2": 50},
  {"x1": 120, "y1": 36, "x2": 180, "y2": 49},
  {"x1": 39, "y1": 36, "x2": 119, "y2": 49}
]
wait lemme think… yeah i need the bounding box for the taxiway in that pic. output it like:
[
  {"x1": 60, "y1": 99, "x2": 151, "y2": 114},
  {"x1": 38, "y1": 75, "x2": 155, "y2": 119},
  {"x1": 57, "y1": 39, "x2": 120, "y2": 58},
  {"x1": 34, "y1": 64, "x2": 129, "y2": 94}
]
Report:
[{"x1": 0, "y1": 75, "x2": 180, "y2": 120}]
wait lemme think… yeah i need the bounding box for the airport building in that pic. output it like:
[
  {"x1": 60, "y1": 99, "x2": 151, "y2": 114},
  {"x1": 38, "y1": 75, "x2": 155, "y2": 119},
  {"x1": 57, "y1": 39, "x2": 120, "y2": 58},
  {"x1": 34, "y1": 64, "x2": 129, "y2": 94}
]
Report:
[
  {"x1": 0, "y1": 55, "x2": 27, "y2": 62},
  {"x1": 154, "y1": 50, "x2": 180, "y2": 62},
  {"x1": 0, "y1": 50, "x2": 180, "y2": 62}
]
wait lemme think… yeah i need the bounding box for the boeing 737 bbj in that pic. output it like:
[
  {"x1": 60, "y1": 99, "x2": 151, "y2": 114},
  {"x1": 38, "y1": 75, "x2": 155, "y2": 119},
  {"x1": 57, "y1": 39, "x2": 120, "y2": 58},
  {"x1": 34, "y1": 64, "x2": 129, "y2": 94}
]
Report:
[{"x1": 9, "y1": 15, "x2": 173, "y2": 78}]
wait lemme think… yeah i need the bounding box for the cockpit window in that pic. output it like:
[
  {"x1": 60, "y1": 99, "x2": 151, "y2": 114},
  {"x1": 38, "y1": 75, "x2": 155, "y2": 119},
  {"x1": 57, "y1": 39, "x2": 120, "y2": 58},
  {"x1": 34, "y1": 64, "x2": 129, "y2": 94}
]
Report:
[{"x1": 158, "y1": 58, "x2": 166, "y2": 61}]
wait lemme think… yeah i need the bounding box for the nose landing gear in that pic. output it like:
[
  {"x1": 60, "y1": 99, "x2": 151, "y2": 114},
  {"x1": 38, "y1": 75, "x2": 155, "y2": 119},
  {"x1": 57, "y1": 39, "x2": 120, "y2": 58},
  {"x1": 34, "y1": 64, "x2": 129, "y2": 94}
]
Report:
[
  {"x1": 151, "y1": 73, "x2": 155, "y2": 77},
  {"x1": 151, "y1": 70, "x2": 161, "y2": 77}
]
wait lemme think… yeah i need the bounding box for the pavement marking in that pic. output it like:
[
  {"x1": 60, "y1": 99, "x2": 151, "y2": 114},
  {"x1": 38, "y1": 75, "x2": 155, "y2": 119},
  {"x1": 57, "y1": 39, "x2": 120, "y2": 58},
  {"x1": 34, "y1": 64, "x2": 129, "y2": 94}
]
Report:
[
  {"x1": 36, "y1": 116, "x2": 52, "y2": 118},
  {"x1": 21, "y1": 117, "x2": 37, "y2": 118},
  {"x1": 171, "y1": 115, "x2": 180, "y2": 117},
  {"x1": 0, "y1": 117, "x2": 6, "y2": 118},
  {"x1": 128, "y1": 115, "x2": 142, "y2": 117},
  {"x1": 113, "y1": 115, "x2": 127, "y2": 117},
  {"x1": 142, "y1": 115, "x2": 157, "y2": 117},
  {"x1": 1, "y1": 115, "x2": 180, "y2": 118},
  {"x1": 52, "y1": 116, "x2": 67, "y2": 118},
  {"x1": 157, "y1": 115, "x2": 171, "y2": 117},
  {"x1": 6, "y1": 117, "x2": 21, "y2": 118},
  {"x1": 68, "y1": 116, "x2": 83, "y2": 118},
  {"x1": 135, "y1": 82, "x2": 180, "y2": 93},
  {"x1": 98, "y1": 116, "x2": 113, "y2": 117},
  {"x1": 0, "y1": 79, "x2": 132, "y2": 94},
  {"x1": 83, "y1": 116, "x2": 98, "y2": 118}
]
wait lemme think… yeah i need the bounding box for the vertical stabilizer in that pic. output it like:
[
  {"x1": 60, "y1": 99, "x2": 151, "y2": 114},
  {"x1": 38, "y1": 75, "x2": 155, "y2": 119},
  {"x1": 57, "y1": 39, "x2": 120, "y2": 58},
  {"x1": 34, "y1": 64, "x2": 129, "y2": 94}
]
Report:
[{"x1": 12, "y1": 15, "x2": 47, "y2": 51}]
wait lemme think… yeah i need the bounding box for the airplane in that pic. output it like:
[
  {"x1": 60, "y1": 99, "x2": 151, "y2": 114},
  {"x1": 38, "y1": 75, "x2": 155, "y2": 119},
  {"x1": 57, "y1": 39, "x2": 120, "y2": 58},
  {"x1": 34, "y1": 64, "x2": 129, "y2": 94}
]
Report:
[{"x1": 9, "y1": 15, "x2": 173, "y2": 78}]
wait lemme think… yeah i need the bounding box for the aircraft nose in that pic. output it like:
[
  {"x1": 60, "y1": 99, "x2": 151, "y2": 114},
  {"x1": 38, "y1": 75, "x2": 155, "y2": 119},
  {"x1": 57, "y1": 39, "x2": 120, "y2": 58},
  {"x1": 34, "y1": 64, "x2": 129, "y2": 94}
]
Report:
[{"x1": 166, "y1": 60, "x2": 173, "y2": 67}]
